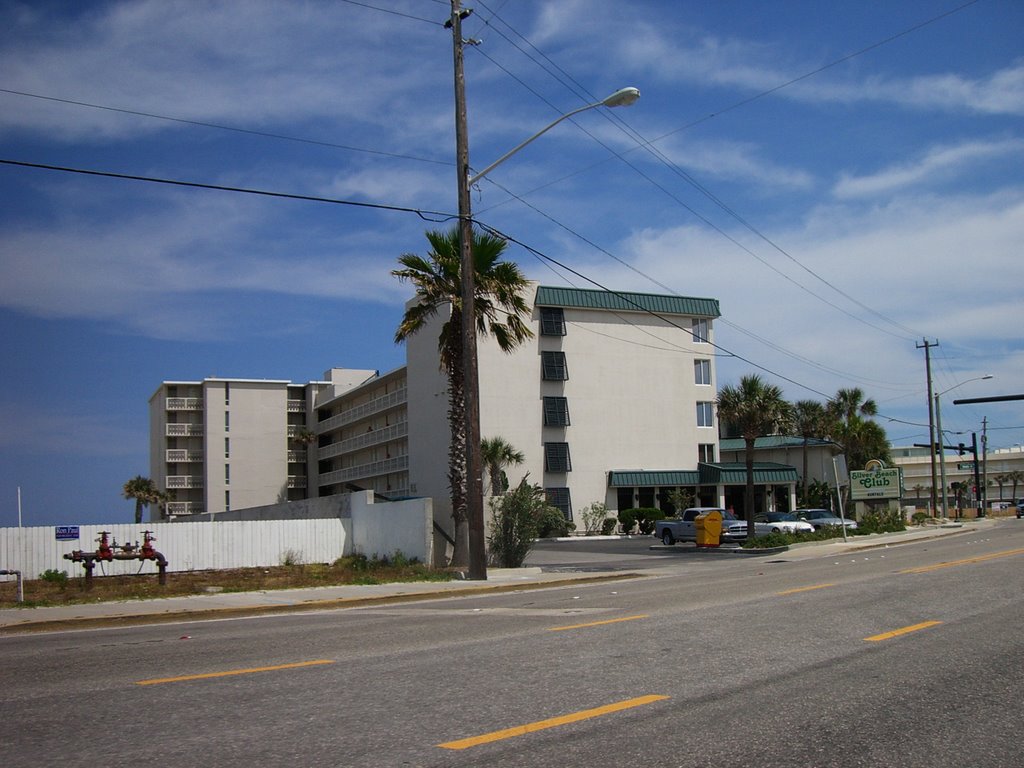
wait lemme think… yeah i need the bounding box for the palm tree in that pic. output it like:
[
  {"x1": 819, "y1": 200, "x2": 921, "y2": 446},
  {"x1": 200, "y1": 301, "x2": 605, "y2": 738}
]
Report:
[
  {"x1": 122, "y1": 475, "x2": 161, "y2": 525},
  {"x1": 393, "y1": 225, "x2": 532, "y2": 567},
  {"x1": 792, "y1": 399, "x2": 827, "y2": 506},
  {"x1": 716, "y1": 374, "x2": 793, "y2": 538},
  {"x1": 481, "y1": 436, "x2": 525, "y2": 497},
  {"x1": 826, "y1": 387, "x2": 890, "y2": 470},
  {"x1": 1009, "y1": 470, "x2": 1024, "y2": 503}
]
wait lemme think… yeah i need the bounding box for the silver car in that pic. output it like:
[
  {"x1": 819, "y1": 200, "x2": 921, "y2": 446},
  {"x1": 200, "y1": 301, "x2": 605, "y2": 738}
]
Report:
[{"x1": 796, "y1": 508, "x2": 858, "y2": 530}]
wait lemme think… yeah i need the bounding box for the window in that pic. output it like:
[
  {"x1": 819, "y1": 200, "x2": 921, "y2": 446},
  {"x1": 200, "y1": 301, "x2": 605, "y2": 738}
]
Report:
[
  {"x1": 541, "y1": 351, "x2": 568, "y2": 381},
  {"x1": 224, "y1": 437, "x2": 230, "y2": 459},
  {"x1": 692, "y1": 318, "x2": 709, "y2": 343},
  {"x1": 224, "y1": 410, "x2": 230, "y2": 432},
  {"x1": 225, "y1": 464, "x2": 231, "y2": 484},
  {"x1": 545, "y1": 487, "x2": 572, "y2": 519},
  {"x1": 699, "y1": 443, "x2": 716, "y2": 462},
  {"x1": 540, "y1": 307, "x2": 566, "y2": 336},
  {"x1": 224, "y1": 490, "x2": 231, "y2": 512},
  {"x1": 224, "y1": 382, "x2": 230, "y2": 406},
  {"x1": 697, "y1": 402, "x2": 714, "y2": 427},
  {"x1": 544, "y1": 442, "x2": 572, "y2": 472},
  {"x1": 694, "y1": 359, "x2": 711, "y2": 386},
  {"x1": 543, "y1": 396, "x2": 570, "y2": 426}
]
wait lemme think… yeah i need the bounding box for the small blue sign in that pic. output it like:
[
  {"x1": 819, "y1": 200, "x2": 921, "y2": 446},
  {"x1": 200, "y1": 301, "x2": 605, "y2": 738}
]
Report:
[{"x1": 55, "y1": 525, "x2": 80, "y2": 541}]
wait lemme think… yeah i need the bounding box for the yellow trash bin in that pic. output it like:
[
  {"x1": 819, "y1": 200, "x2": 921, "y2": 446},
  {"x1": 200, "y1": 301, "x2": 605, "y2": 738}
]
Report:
[{"x1": 695, "y1": 510, "x2": 723, "y2": 548}]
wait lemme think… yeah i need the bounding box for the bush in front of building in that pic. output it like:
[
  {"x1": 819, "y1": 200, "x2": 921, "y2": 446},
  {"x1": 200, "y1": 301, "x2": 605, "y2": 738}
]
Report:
[
  {"x1": 617, "y1": 508, "x2": 638, "y2": 534},
  {"x1": 488, "y1": 476, "x2": 550, "y2": 567},
  {"x1": 600, "y1": 517, "x2": 618, "y2": 535},
  {"x1": 634, "y1": 507, "x2": 665, "y2": 535}
]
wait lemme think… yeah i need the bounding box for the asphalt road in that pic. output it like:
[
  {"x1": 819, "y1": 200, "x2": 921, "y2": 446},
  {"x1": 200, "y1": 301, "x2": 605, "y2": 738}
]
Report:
[{"x1": 2, "y1": 522, "x2": 1022, "y2": 767}]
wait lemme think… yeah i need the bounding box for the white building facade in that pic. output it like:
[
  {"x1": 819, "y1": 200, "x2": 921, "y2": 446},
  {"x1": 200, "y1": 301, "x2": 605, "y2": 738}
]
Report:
[{"x1": 151, "y1": 284, "x2": 802, "y2": 527}]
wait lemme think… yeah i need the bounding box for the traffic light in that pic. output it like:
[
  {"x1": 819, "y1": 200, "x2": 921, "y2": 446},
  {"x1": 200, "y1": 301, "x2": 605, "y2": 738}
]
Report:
[{"x1": 958, "y1": 443, "x2": 966, "y2": 455}]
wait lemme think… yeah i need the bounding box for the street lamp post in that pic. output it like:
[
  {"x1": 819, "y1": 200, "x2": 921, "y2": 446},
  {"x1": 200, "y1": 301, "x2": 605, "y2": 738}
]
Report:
[
  {"x1": 935, "y1": 375, "x2": 992, "y2": 518},
  {"x1": 449, "y1": 1, "x2": 639, "y2": 578}
]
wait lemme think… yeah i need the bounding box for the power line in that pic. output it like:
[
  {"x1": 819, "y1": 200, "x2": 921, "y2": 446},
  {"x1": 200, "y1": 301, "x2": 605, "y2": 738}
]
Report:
[
  {"x1": 0, "y1": 159, "x2": 455, "y2": 222},
  {"x1": 0, "y1": 88, "x2": 453, "y2": 169}
]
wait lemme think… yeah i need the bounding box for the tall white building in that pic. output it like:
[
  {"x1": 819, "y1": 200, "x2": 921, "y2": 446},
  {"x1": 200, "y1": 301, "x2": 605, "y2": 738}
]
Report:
[{"x1": 150, "y1": 284, "x2": 796, "y2": 526}]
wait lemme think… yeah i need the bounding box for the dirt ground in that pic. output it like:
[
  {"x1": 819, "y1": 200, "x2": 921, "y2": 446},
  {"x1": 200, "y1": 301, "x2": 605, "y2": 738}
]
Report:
[{"x1": 0, "y1": 557, "x2": 452, "y2": 608}]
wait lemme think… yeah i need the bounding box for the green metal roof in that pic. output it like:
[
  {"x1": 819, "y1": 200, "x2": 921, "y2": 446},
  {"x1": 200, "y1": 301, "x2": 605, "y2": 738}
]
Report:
[
  {"x1": 608, "y1": 463, "x2": 797, "y2": 487},
  {"x1": 608, "y1": 471, "x2": 700, "y2": 487},
  {"x1": 699, "y1": 462, "x2": 799, "y2": 485},
  {"x1": 536, "y1": 286, "x2": 720, "y2": 318},
  {"x1": 719, "y1": 435, "x2": 839, "y2": 452}
]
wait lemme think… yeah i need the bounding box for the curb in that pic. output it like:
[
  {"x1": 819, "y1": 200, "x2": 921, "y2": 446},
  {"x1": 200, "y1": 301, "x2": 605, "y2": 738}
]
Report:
[{"x1": 0, "y1": 572, "x2": 644, "y2": 636}]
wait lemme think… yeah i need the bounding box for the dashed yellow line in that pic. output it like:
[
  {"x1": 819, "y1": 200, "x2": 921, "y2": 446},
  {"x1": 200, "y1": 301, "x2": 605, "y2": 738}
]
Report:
[
  {"x1": 136, "y1": 659, "x2": 334, "y2": 686},
  {"x1": 438, "y1": 695, "x2": 670, "y2": 750},
  {"x1": 864, "y1": 621, "x2": 942, "y2": 642},
  {"x1": 777, "y1": 583, "x2": 835, "y2": 596},
  {"x1": 899, "y1": 547, "x2": 1024, "y2": 574},
  {"x1": 548, "y1": 615, "x2": 648, "y2": 631}
]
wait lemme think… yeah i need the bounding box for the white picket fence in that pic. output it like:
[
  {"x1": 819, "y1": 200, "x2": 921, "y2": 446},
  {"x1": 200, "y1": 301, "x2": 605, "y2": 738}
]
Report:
[{"x1": 0, "y1": 519, "x2": 349, "y2": 581}]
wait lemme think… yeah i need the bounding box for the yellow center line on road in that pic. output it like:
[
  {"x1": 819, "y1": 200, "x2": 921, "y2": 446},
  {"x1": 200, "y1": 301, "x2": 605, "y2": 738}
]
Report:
[
  {"x1": 437, "y1": 694, "x2": 670, "y2": 750},
  {"x1": 135, "y1": 659, "x2": 335, "y2": 686},
  {"x1": 777, "y1": 583, "x2": 835, "y2": 596},
  {"x1": 548, "y1": 615, "x2": 648, "y2": 631},
  {"x1": 864, "y1": 620, "x2": 942, "y2": 642},
  {"x1": 899, "y1": 547, "x2": 1024, "y2": 574}
]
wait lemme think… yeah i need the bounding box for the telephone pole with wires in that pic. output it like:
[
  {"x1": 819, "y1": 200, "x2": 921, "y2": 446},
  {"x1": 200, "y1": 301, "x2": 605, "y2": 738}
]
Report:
[{"x1": 917, "y1": 339, "x2": 939, "y2": 515}]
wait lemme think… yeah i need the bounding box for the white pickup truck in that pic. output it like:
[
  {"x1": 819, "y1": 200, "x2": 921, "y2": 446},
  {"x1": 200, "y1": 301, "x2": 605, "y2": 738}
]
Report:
[{"x1": 654, "y1": 507, "x2": 749, "y2": 545}]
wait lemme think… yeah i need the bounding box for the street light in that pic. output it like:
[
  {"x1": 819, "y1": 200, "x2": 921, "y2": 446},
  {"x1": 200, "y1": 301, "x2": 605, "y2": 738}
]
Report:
[
  {"x1": 468, "y1": 87, "x2": 641, "y2": 185},
  {"x1": 935, "y1": 375, "x2": 992, "y2": 518},
  {"x1": 450, "y1": 1, "x2": 639, "y2": 579}
]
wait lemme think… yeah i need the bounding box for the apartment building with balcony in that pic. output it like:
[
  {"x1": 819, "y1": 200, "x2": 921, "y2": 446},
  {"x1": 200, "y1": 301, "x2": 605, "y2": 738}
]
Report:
[{"x1": 150, "y1": 283, "x2": 748, "y2": 525}]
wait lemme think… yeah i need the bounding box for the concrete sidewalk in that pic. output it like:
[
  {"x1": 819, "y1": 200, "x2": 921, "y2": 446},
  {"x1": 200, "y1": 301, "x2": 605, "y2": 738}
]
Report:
[{"x1": 0, "y1": 520, "x2": 989, "y2": 635}]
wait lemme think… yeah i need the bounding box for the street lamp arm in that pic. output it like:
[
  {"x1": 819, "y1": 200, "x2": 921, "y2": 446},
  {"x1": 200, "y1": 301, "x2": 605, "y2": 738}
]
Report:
[{"x1": 468, "y1": 87, "x2": 640, "y2": 186}]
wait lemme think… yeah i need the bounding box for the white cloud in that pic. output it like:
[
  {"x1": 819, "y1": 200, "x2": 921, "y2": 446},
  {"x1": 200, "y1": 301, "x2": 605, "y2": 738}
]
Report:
[{"x1": 834, "y1": 138, "x2": 1024, "y2": 198}]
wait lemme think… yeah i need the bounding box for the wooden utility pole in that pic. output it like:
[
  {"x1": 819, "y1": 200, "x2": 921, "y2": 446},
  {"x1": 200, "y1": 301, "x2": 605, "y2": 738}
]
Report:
[
  {"x1": 450, "y1": 0, "x2": 487, "y2": 579},
  {"x1": 917, "y1": 339, "x2": 939, "y2": 515}
]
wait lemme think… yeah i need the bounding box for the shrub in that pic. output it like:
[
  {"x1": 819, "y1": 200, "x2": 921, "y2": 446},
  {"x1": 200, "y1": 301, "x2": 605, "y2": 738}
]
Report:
[
  {"x1": 489, "y1": 476, "x2": 549, "y2": 568},
  {"x1": 280, "y1": 549, "x2": 304, "y2": 567},
  {"x1": 857, "y1": 508, "x2": 906, "y2": 535},
  {"x1": 535, "y1": 505, "x2": 571, "y2": 538},
  {"x1": 911, "y1": 511, "x2": 930, "y2": 526},
  {"x1": 579, "y1": 502, "x2": 608, "y2": 535},
  {"x1": 600, "y1": 517, "x2": 618, "y2": 536},
  {"x1": 40, "y1": 569, "x2": 68, "y2": 588},
  {"x1": 617, "y1": 508, "x2": 637, "y2": 534},
  {"x1": 634, "y1": 508, "x2": 663, "y2": 535}
]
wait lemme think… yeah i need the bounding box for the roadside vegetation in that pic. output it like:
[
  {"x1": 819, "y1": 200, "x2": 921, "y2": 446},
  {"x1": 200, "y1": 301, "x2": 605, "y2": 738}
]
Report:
[
  {"x1": 0, "y1": 551, "x2": 452, "y2": 609},
  {"x1": 741, "y1": 508, "x2": 907, "y2": 549}
]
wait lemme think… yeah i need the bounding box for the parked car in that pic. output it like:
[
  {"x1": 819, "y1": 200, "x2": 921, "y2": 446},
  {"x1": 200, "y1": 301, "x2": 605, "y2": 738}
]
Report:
[
  {"x1": 795, "y1": 508, "x2": 858, "y2": 530},
  {"x1": 757, "y1": 512, "x2": 815, "y2": 534},
  {"x1": 654, "y1": 507, "x2": 749, "y2": 545},
  {"x1": 1016, "y1": 499, "x2": 1024, "y2": 519}
]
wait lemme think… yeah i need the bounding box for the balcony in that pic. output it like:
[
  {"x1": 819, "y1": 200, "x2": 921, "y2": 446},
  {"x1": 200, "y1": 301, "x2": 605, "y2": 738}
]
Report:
[
  {"x1": 166, "y1": 423, "x2": 203, "y2": 437},
  {"x1": 318, "y1": 455, "x2": 409, "y2": 486},
  {"x1": 317, "y1": 421, "x2": 408, "y2": 461},
  {"x1": 166, "y1": 397, "x2": 203, "y2": 411},
  {"x1": 287, "y1": 475, "x2": 307, "y2": 489},
  {"x1": 166, "y1": 449, "x2": 203, "y2": 463},
  {"x1": 287, "y1": 399, "x2": 305, "y2": 412},
  {"x1": 287, "y1": 449, "x2": 307, "y2": 463},
  {"x1": 318, "y1": 387, "x2": 407, "y2": 432},
  {"x1": 167, "y1": 475, "x2": 203, "y2": 489},
  {"x1": 166, "y1": 501, "x2": 205, "y2": 516}
]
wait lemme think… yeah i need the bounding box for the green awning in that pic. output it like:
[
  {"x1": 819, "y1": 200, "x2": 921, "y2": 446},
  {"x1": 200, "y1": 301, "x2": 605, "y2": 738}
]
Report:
[
  {"x1": 536, "y1": 286, "x2": 720, "y2": 318},
  {"x1": 608, "y1": 463, "x2": 798, "y2": 487}
]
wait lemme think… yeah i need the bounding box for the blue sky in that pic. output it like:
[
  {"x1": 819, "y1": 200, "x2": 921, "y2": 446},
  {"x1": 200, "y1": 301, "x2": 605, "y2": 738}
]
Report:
[{"x1": 1, "y1": 0, "x2": 1022, "y2": 527}]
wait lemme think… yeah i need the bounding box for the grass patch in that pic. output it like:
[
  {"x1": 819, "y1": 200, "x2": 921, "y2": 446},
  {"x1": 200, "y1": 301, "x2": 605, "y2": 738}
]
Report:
[{"x1": 0, "y1": 553, "x2": 453, "y2": 609}]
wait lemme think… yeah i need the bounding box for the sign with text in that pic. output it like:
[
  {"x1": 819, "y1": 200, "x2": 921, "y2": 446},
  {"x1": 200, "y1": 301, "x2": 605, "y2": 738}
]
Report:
[
  {"x1": 55, "y1": 525, "x2": 80, "y2": 541},
  {"x1": 850, "y1": 468, "x2": 903, "y2": 500}
]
